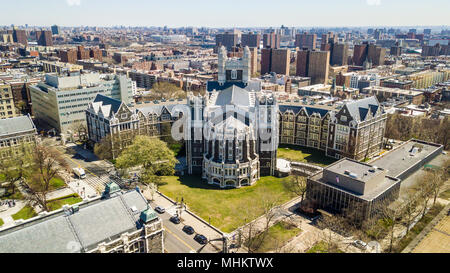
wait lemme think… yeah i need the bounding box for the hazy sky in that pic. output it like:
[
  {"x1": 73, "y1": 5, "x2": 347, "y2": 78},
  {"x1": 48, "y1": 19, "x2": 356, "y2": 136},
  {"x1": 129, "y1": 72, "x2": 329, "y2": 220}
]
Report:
[{"x1": 1, "y1": 0, "x2": 449, "y2": 28}]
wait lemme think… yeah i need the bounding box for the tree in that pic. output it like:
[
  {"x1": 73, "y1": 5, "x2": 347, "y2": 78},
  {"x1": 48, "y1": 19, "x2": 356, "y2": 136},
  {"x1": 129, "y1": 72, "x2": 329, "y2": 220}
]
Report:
[
  {"x1": 427, "y1": 167, "x2": 446, "y2": 206},
  {"x1": 238, "y1": 191, "x2": 281, "y2": 253},
  {"x1": 0, "y1": 145, "x2": 30, "y2": 197},
  {"x1": 283, "y1": 174, "x2": 307, "y2": 202},
  {"x1": 399, "y1": 189, "x2": 422, "y2": 234},
  {"x1": 115, "y1": 136, "x2": 178, "y2": 189},
  {"x1": 151, "y1": 82, "x2": 186, "y2": 100},
  {"x1": 26, "y1": 145, "x2": 70, "y2": 212},
  {"x1": 68, "y1": 121, "x2": 88, "y2": 142},
  {"x1": 94, "y1": 134, "x2": 113, "y2": 160}
]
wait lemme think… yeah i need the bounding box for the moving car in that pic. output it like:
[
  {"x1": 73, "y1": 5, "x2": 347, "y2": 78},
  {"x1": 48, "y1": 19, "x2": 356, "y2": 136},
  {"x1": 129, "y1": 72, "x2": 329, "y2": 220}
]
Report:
[
  {"x1": 154, "y1": 206, "x2": 165, "y2": 214},
  {"x1": 194, "y1": 234, "x2": 208, "y2": 245},
  {"x1": 170, "y1": 216, "x2": 181, "y2": 224},
  {"x1": 182, "y1": 225, "x2": 195, "y2": 235}
]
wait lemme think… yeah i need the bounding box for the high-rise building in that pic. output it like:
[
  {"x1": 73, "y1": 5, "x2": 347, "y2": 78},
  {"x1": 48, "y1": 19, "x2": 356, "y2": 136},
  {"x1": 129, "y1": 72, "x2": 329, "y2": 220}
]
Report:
[
  {"x1": 36, "y1": 30, "x2": 53, "y2": 46},
  {"x1": 424, "y1": 29, "x2": 432, "y2": 35},
  {"x1": 29, "y1": 73, "x2": 134, "y2": 134},
  {"x1": 51, "y1": 25, "x2": 60, "y2": 35},
  {"x1": 12, "y1": 29, "x2": 27, "y2": 46},
  {"x1": 390, "y1": 42, "x2": 403, "y2": 56},
  {"x1": 0, "y1": 83, "x2": 17, "y2": 119},
  {"x1": 352, "y1": 42, "x2": 385, "y2": 67},
  {"x1": 216, "y1": 32, "x2": 239, "y2": 51},
  {"x1": 59, "y1": 49, "x2": 78, "y2": 64},
  {"x1": 263, "y1": 32, "x2": 280, "y2": 49},
  {"x1": 331, "y1": 43, "x2": 349, "y2": 66},
  {"x1": 241, "y1": 32, "x2": 261, "y2": 48},
  {"x1": 295, "y1": 32, "x2": 317, "y2": 50},
  {"x1": 352, "y1": 43, "x2": 368, "y2": 66},
  {"x1": 261, "y1": 48, "x2": 290, "y2": 75},
  {"x1": 296, "y1": 49, "x2": 330, "y2": 85}
]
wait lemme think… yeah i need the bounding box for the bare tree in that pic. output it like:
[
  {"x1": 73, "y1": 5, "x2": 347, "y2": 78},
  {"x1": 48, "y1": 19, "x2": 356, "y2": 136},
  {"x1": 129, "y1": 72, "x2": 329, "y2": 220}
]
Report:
[
  {"x1": 0, "y1": 145, "x2": 30, "y2": 197},
  {"x1": 93, "y1": 134, "x2": 113, "y2": 160},
  {"x1": 400, "y1": 189, "x2": 422, "y2": 234},
  {"x1": 26, "y1": 145, "x2": 70, "y2": 212},
  {"x1": 283, "y1": 174, "x2": 307, "y2": 202},
  {"x1": 238, "y1": 191, "x2": 281, "y2": 253}
]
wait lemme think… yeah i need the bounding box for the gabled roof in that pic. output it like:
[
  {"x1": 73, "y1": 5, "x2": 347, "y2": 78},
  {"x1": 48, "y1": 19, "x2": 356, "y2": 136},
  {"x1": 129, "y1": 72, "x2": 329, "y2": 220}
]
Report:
[
  {"x1": 278, "y1": 105, "x2": 330, "y2": 118},
  {"x1": 344, "y1": 96, "x2": 382, "y2": 122},
  {"x1": 0, "y1": 189, "x2": 152, "y2": 253},
  {"x1": 0, "y1": 115, "x2": 36, "y2": 137},
  {"x1": 92, "y1": 94, "x2": 122, "y2": 116},
  {"x1": 214, "y1": 85, "x2": 250, "y2": 106}
]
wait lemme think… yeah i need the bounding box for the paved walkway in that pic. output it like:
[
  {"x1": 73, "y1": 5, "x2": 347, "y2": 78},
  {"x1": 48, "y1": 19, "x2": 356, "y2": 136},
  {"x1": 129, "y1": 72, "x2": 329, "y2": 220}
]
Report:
[
  {"x1": 67, "y1": 180, "x2": 98, "y2": 200},
  {"x1": 0, "y1": 200, "x2": 26, "y2": 229}
]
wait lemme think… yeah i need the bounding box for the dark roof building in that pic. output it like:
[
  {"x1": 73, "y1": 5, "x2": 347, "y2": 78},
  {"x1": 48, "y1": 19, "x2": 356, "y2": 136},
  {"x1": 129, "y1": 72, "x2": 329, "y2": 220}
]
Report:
[{"x1": 0, "y1": 185, "x2": 163, "y2": 253}]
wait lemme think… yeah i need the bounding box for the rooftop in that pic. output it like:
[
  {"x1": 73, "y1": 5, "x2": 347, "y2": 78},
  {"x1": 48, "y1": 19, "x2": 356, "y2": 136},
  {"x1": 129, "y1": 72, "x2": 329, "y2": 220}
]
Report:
[
  {"x1": 370, "y1": 139, "x2": 443, "y2": 179},
  {"x1": 0, "y1": 115, "x2": 36, "y2": 137},
  {"x1": 0, "y1": 188, "x2": 155, "y2": 253}
]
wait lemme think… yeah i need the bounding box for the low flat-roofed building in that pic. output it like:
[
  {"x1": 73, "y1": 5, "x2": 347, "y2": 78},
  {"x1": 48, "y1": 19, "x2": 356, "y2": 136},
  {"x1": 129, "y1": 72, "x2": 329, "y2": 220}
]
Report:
[
  {"x1": 0, "y1": 114, "x2": 36, "y2": 160},
  {"x1": 369, "y1": 139, "x2": 444, "y2": 180},
  {"x1": 0, "y1": 184, "x2": 164, "y2": 253},
  {"x1": 362, "y1": 86, "x2": 424, "y2": 105},
  {"x1": 305, "y1": 158, "x2": 401, "y2": 221}
]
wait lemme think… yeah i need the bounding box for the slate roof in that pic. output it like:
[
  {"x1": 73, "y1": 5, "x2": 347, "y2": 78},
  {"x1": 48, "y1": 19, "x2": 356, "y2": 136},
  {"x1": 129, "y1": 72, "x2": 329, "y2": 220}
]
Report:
[
  {"x1": 0, "y1": 115, "x2": 36, "y2": 137},
  {"x1": 92, "y1": 94, "x2": 122, "y2": 116},
  {"x1": 0, "y1": 189, "x2": 152, "y2": 253},
  {"x1": 278, "y1": 105, "x2": 330, "y2": 118},
  {"x1": 345, "y1": 96, "x2": 381, "y2": 122},
  {"x1": 214, "y1": 85, "x2": 250, "y2": 106}
]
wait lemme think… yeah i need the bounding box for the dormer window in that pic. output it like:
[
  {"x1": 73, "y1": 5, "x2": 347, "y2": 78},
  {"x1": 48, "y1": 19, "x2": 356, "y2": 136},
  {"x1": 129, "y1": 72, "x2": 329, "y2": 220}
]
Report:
[{"x1": 121, "y1": 113, "x2": 128, "y2": 119}]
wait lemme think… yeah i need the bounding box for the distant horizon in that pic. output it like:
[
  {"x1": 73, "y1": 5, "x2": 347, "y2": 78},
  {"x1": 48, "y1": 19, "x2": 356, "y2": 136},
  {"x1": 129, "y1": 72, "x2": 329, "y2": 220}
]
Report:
[
  {"x1": 2, "y1": 24, "x2": 449, "y2": 29},
  {"x1": 1, "y1": 0, "x2": 449, "y2": 28}
]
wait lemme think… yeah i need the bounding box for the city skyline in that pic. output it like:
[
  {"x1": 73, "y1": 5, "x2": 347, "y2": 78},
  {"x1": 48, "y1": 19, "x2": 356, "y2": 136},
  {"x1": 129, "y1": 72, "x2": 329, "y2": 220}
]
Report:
[{"x1": 1, "y1": 0, "x2": 449, "y2": 28}]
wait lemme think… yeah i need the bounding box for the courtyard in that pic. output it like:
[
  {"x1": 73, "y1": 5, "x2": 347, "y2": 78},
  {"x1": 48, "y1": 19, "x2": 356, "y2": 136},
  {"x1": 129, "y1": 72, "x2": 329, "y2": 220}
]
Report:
[
  {"x1": 277, "y1": 144, "x2": 337, "y2": 167},
  {"x1": 158, "y1": 175, "x2": 297, "y2": 233}
]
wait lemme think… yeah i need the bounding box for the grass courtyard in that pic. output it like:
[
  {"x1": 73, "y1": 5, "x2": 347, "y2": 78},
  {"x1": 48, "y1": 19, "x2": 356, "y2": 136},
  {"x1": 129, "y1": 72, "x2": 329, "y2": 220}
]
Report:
[
  {"x1": 159, "y1": 175, "x2": 297, "y2": 233},
  {"x1": 11, "y1": 205, "x2": 38, "y2": 221},
  {"x1": 277, "y1": 144, "x2": 337, "y2": 167},
  {"x1": 47, "y1": 194, "x2": 83, "y2": 211},
  {"x1": 248, "y1": 221, "x2": 302, "y2": 253}
]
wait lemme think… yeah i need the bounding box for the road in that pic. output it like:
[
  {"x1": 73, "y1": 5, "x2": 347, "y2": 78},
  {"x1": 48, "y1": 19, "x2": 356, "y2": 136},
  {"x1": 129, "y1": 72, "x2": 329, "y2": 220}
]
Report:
[
  {"x1": 149, "y1": 201, "x2": 219, "y2": 253},
  {"x1": 42, "y1": 138, "x2": 217, "y2": 253}
]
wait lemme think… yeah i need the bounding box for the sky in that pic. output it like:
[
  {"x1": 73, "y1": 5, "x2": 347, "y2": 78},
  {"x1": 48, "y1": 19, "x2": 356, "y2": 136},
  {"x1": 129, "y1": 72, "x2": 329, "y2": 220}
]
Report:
[{"x1": 1, "y1": 0, "x2": 449, "y2": 28}]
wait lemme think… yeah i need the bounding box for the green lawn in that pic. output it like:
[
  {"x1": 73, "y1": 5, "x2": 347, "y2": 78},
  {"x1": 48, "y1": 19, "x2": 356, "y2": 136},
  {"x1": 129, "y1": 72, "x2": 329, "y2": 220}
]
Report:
[
  {"x1": 249, "y1": 221, "x2": 302, "y2": 253},
  {"x1": 11, "y1": 205, "x2": 38, "y2": 221},
  {"x1": 0, "y1": 218, "x2": 3, "y2": 226},
  {"x1": 49, "y1": 177, "x2": 66, "y2": 191},
  {"x1": 0, "y1": 173, "x2": 5, "y2": 182},
  {"x1": 47, "y1": 194, "x2": 83, "y2": 211},
  {"x1": 159, "y1": 175, "x2": 297, "y2": 233},
  {"x1": 277, "y1": 145, "x2": 337, "y2": 167},
  {"x1": 306, "y1": 241, "x2": 344, "y2": 253}
]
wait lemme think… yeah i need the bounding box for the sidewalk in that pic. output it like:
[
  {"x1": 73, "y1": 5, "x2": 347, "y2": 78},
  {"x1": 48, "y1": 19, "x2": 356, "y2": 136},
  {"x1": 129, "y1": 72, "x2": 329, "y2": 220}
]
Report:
[
  {"x1": 67, "y1": 180, "x2": 98, "y2": 200},
  {"x1": 0, "y1": 200, "x2": 26, "y2": 229}
]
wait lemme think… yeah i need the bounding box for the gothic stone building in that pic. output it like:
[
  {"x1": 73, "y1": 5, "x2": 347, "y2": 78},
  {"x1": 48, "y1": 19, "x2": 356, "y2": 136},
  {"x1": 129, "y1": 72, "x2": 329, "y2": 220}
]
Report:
[
  {"x1": 86, "y1": 47, "x2": 387, "y2": 188},
  {"x1": 86, "y1": 94, "x2": 183, "y2": 159},
  {"x1": 0, "y1": 184, "x2": 164, "y2": 253},
  {"x1": 278, "y1": 96, "x2": 386, "y2": 161}
]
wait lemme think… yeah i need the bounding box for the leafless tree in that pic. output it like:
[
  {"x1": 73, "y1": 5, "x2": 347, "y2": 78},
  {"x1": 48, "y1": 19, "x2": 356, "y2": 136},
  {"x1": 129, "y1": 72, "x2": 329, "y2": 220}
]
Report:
[
  {"x1": 283, "y1": 174, "x2": 307, "y2": 202},
  {"x1": 238, "y1": 191, "x2": 281, "y2": 253},
  {"x1": 26, "y1": 145, "x2": 70, "y2": 211}
]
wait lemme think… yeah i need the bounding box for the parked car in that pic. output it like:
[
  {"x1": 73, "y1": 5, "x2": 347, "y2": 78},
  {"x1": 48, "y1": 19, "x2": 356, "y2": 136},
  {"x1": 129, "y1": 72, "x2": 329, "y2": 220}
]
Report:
[
  {"x1": 154, "y1": 206, "x2": 165, "y2": 214},
  {"x1": 352, "y1": 240, "x2": 367, "y2": 250},
  {"x1": 182, "y1": 225, "x2": 195, "y2": 235},
  {"x1": 194, "y1": 234, "x2": 208, "y2": 245},
  {"x1": 170, "y1": 216, "x2": 181, "y2": 224}
]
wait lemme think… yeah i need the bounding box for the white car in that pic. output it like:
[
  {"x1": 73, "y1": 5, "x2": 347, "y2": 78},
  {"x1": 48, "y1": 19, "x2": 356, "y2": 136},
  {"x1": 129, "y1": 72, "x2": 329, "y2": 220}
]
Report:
[{"x1": 352, "y1": 240, "x2": 367, "y2": 250}]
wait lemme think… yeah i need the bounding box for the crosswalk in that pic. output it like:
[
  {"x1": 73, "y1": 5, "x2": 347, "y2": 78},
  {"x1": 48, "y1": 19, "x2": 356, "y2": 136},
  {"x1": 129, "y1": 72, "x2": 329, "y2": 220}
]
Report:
[{"x1": 76, "y1": 174, "x2": 127, "y2": 193}]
